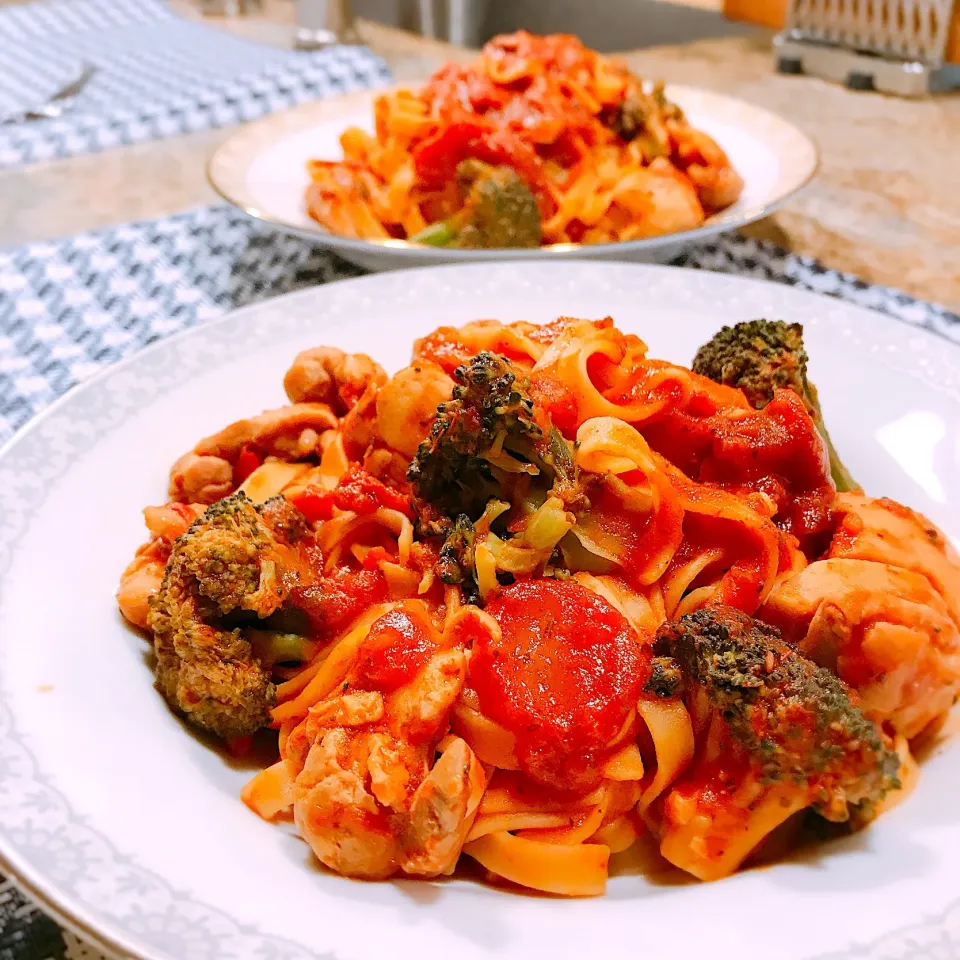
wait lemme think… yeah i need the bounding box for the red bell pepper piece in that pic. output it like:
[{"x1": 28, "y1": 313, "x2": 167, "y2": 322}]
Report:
[{"x1": 234, "y1": 445, "x2": 262, "y2": 484}]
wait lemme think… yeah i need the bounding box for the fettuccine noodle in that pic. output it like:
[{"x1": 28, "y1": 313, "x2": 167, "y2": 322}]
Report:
[
  {"x1": 306, "y1": 32, "x2": 743, "y2": 248},
  {"x1": 118, "y1": 314, "x2": 960, "y2": 898}
]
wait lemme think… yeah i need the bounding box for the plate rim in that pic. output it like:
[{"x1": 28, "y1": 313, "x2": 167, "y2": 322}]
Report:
[
  {"x1": 205, "y1": 82, "x2": 821, "y2": 260},
  {"x1": 1, "y1": 261, "x2": 959, "y2": 960}
]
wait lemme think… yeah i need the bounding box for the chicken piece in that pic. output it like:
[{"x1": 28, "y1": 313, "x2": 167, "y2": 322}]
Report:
[
  {"x1": 375, "y1": 361, "x2": 455, "y2": 458},
  {"x1": 403, "y1": 737, "x2": 486, "y2": 876},
  {"x1": 668, "y1": 124, "x2": 744, "y2": 212},
  {"x1": 762, "y1": 558, "x2": 960, "y2": 739},
  {"x1": 283, "y1": 346, "x2": 387, "y2": 416},
  {"x1": 829, "y1": 494, "x2": 960, "y2": 626},
  {"x1": 194, "y1": 403, "x2": 338, "y2": 463},
  {"x1": 617, "y1": 158, "x2": 705, "y2": 239},
  {"x1": 169, "y1": 404, "x2": 339, "y2": 505},
  {"x1": 147, "y1": 492, "x2": 311, "y2": 739},
  {"x1": 291, "y1": 606, "x2": 484, "y2": 880},
  {"x1": 762, "y1": 496, "x2": 960, "y2": 739},
  {"x1": 295, "y1": 726, "x2": 416, "y2": 880},
  {"x1": 168, "y1": 452, "x2": 235, "y2": 506}
]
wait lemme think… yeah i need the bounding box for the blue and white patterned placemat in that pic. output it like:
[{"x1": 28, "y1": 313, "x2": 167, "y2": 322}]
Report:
[
  {"x1": 0, "y1": 204, "x2": 959, "y2": 956},
  {"x1": 2, "y1": 204, "x2": 959, "y2": 447},
  {"x1": 0, "y1": 0, "x2": 390, "y2": 170}
]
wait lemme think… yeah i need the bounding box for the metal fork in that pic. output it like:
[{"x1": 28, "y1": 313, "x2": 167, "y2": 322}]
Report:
[{"x1": 1, "y1": 63, "x2": 96, "y2": 125}]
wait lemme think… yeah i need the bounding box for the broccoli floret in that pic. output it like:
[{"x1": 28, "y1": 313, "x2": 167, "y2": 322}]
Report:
[
  {"x1": 408, "y1": 352, "x2": 576, "y2": 525},
  {"x1": 408, "y1": 352, "x2": 582, "y2": 590},
  {"x1": 655, "y1": 605, "x2": 900, "y2": 820},
  {"x1": 172, "y1": 492, "x2": 303, "y2": 616},
  {"x1": 691, "y1": 319, "x2": 858, "y2": 493},
  {"x1": 643, "y1": 656, "x2": 686, "y2": 699},
  {"x1": 148, "y1": 491, "x2": 309, "y2": 740},
  {"x1": 410, "y1": 159, "x2": 541, "y2": 249},
  {"x1": 436, "y1": 514, "x2": 476, "y2": 586},
  {"x1": 607, "y1": 83, "x2": 679, "y2": 158}
]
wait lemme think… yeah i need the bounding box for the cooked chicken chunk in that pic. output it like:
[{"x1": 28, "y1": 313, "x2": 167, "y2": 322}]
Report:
[
  {"x1": 375, "y1": 361, "x2": 455, "y2": 458},
  {"x1": 169, "y1": 404, "x2": 338, "y2": 505},
  {"x1": 290, "y1": 606, "x2": 485, "y2": 879},
  {"x1": 283, "y1": 346, "x2": 386, "y2": 415},
  {"x1": 762, "y1": 496, "x2": 960, "y2": 739}
]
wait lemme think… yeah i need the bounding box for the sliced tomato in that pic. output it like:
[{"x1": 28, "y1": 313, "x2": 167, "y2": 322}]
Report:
[
  {"x1": 356, "y1": 607, "x2": 435, "y2": 693},
  {"x1": 413, "y1": 121, "x2": 488, "y2": 189},
  {"x1": 470, "y1": 578, "x2": 651, "y2": 791}
]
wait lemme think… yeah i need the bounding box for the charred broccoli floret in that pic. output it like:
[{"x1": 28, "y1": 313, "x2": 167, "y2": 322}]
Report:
[
  {"x1": 655, "y1": 606, "x2": 900, "y2": 820},
  {"x1": 607, "y1": 82, "x2": 680, "y2": 157},
  {"x1": 643, "y1": 656, "x2": 686, "y2": 699},
  {"x1": 148, "y1": 491, "x2": 309, "y2": 740},
  {"x1": 436, "y1": 514, "x2": 476, "y2": 586},
  {"x1": 410, "y1": 159, "x2": 542, "y2": 249},
  {"x1": 408, "y1": 352, "x2": 581, "y2": 591},
  {"x1": 408, "y1": 352, "x2": 576, "y2": 526},
  {"x1": 691, "y1": 319, "x2": 858, "y2": 493}
]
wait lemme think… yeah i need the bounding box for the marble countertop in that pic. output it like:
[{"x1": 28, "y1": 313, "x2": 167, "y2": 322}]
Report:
[{"x1": 1, "y1": 11, "x2": 958, "y2": 309}]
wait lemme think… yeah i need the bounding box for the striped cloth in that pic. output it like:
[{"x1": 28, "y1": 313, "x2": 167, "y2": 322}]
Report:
[
  {"x1": 1, "y1": 203, "x2": 959, "y2": 446},
  {"x1": 0, "y1": 0, "x2": 390, "y2": 169}
]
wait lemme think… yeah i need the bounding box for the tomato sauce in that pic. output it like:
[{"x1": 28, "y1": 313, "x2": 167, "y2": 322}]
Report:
[
  {"x1": 470, "y1": 578, "x2": 651, "y2": 792},
  {"x1": 581, "y1": 472, "x2": 685, "y2": 587},
  {"x1": 290, "y1": 468, "x2": 413, "y2": 524},
  {"x1": 528, "y1": 373, "x2": 579, "y2": 436},
  {"x1": 655, "y1": 460, "x2": 783, "y2": 614},
  {"x1": 413, "y1": 329, "x2": 478, "y2": 375},
  {"x1": 663, "y1": 756, "x2": 755, "y2": 856},
  {"x1": 638, "y1": 388, "x2": 834, "y2": 548},
  {"x1": 293, "y1": 567, "x2": 389, "y2": 640},
  {"x1": 411, "y1": 121, "x2": 554, "y2": 218}
]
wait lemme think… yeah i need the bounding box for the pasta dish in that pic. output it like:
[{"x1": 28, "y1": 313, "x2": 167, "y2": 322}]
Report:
[
  {"x1": 117, "y1": 314, "x2": 960, "y2": 895},
  {"x1": 305, "y1": 32, "x2": 743, "y2": 248}
]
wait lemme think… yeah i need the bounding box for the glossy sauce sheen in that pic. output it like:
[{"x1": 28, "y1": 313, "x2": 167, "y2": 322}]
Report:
[
  {"x1": 290, "y1": 468, "x2": 412, "y2": 523},
  {"x1": 293, "y1": 568, "x2": 389, "y2": 640},
  {"x1": 471, "y1": 578, "x2": 651, "y2": 791},
  {"x1": 643, "y1": 388, "x2": 835, "y2": 546},
  {"x1": 357, "y1": 607, "x2": 435, "y2": 692}
]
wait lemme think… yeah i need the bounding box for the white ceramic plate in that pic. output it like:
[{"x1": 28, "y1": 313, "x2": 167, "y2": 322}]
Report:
[
  {"x1": 207, "y1": 86, "x2": 819, "y2": 271},
  {"x1": 1, "y1": 262, "x2": 959, "y2": 960}
]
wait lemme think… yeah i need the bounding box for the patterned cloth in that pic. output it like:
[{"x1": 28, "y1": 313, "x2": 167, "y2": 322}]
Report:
[
  {"x1": 0, "y1": 204, "x2": 959, "y2": 959},
  {"x1": 1, "y1": 203, "x2": 959, "y2": 447},
  {"x1": 0, "y1": 0, "x2": 390, "y2": 170},
  {"x1": 0, "y1": 878, "x2": 102, "y2": 960}
]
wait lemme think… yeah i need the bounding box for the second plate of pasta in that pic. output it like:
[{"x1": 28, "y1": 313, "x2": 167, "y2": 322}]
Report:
[{"x1": 208, "y1": 35, "x2": 818, "y2": 271}]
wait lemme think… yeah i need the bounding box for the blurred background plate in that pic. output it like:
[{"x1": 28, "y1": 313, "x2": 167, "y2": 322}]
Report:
[
  {"x1": 0, "y1": 53, "x2": 85, "y2": 124},
  {"x1": 207, "y1": 84, "x2": 819, "y2": 271}
]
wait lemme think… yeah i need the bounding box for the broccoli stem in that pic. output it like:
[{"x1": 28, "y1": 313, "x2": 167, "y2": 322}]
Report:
[
  {"x1": 807, "y1": 383, "x2": 860, "y2": 493},
  {"x1": 247, "y1": 629, "x2": 316, "y2": 665},
  {"x1": 411, "y1": 220, "x2": 458, "y2": 247}
]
